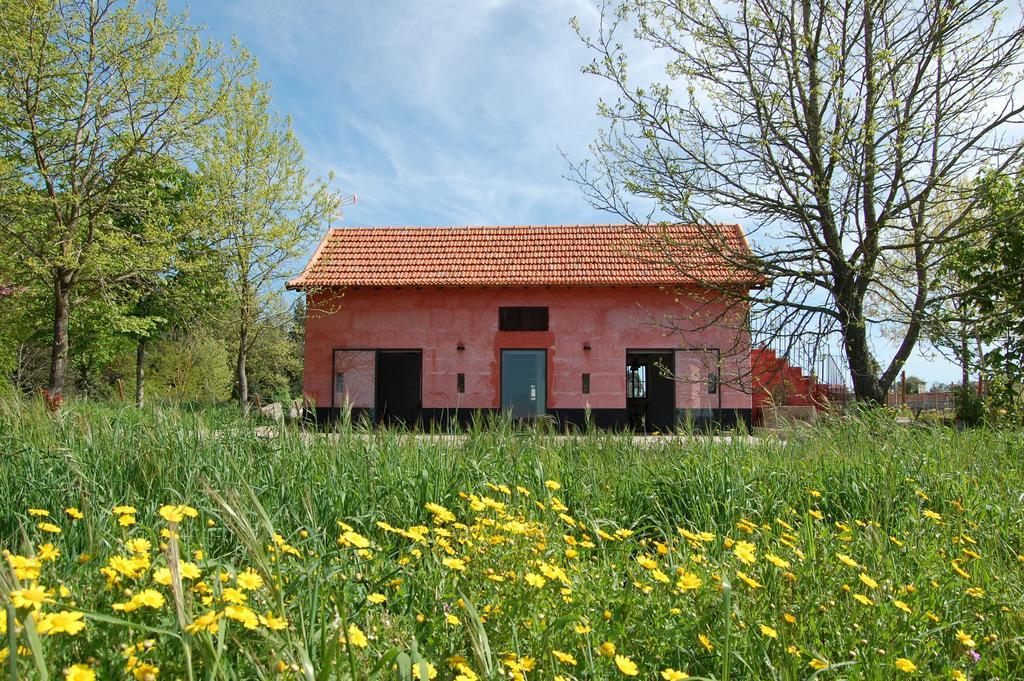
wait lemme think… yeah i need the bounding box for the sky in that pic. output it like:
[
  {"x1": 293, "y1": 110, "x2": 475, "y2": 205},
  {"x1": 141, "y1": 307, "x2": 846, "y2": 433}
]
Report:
[{"x1": 170, "y1": 0, "x2": 963, "y2": 386}]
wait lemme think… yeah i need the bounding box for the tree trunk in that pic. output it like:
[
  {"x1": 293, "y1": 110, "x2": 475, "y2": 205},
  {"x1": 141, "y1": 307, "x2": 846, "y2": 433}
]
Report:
[
  {"x1": 237, "y1": 326, "x2": 249, "y2": 414},
  {"x1": 960, "y1": 329, "x2": 970, "y2": 391},
  {"x1": 48, "y1": 276, "x2": 71, "y2": 396},
  {"x1": 840, "y1": 310, "x2": 888, "y2": 404},
  {"x1": 135, "y1": 338, "x2": 146, "y2": 408}
]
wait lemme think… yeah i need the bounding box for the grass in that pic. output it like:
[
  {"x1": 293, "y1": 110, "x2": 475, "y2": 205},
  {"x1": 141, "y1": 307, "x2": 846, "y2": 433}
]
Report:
[{"x1": 0, "y1": 396, "x2": 1022, "y2": 679}]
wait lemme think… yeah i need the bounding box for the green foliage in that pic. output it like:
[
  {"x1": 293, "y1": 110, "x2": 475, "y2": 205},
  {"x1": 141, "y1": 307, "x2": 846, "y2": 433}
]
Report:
[
  {"x1": 947, "y1": 172, "x2": 1024, "y2": 398},
  {"x1": 145, "y1": 331, "x2": 233, "y2": 403},
  {"x1": 951, "y1": 385, "x2": 985, "y2": 427}
]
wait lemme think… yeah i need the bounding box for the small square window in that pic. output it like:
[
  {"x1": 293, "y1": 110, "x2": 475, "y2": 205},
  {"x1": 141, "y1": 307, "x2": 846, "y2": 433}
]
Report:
[
  {"x1": 457, "y1": 373, "x2": 465, "y2": 393},
  {"x1": 582, "y1": 373, "x2": 591, "y2": 394}
]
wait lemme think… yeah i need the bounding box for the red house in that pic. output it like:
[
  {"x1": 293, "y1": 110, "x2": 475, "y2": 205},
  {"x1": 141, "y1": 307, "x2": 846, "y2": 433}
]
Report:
[{"x1": 288, "y1": 224, "x2": 757, "y2": 430}]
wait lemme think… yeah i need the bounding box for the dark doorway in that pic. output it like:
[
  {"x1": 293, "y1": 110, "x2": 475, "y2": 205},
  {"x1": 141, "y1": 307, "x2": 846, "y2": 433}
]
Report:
[
  {"x1": 375, "y1": 351, "x2": 422, "y2": 426},
  {"x1": 626, "y1": 351, "x2": 675, "y2": 432}
]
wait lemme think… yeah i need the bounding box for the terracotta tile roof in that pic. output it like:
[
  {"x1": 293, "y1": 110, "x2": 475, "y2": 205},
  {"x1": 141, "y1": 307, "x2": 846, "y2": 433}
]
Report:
[{"x1": 287, "y1": 224, "x2": 759, "y2": 289}]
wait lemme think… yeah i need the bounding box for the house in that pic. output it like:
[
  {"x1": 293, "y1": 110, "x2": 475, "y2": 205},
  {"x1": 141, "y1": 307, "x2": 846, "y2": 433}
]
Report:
[{"x1": 288, "y1": 224, "x2": 758, "y2": 431}]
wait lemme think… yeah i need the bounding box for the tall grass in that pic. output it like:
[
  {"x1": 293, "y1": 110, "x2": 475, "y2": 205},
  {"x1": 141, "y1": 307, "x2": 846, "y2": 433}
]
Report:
[{"x1": 1, "y1": 396, "x2": 1022, "y2": 679}]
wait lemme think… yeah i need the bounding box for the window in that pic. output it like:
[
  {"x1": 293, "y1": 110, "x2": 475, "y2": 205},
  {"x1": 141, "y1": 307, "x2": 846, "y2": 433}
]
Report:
[
  {"x1": 582, "y1": 373, "x2": 591, "y2": 394},
  {"x1": 627, "y1": 365, "x2": 647, "y2": 398},
  {"x1": 499, "y1": 306, "x2": 548, "y2": 331},
  {"x1": 457, "y1": 373, "x2": 465, "y2": 393},
  {"x1": 708, "y1": 372, "x2": 719, "y2": 395}
]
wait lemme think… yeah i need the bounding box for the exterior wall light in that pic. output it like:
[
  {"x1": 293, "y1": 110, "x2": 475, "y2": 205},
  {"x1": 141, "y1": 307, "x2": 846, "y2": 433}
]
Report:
[
  {"x1": 457, "y1": 343, "x2": 465, "y2": 352},
  {"x1": 583, "y1": 343, "x2": 592, "y2": 351}
]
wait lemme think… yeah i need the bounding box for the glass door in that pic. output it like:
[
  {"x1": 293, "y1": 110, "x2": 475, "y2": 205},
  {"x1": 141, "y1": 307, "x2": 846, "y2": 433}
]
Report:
[{"x1": 501, "y1": 350, "x2": 546, "y2": 418}]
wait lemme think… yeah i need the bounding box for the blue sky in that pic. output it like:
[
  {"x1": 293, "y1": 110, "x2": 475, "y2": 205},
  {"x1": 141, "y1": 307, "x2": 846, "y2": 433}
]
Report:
[{"x1": 171, "y1": 1, "x2": 962, "y2": 385}]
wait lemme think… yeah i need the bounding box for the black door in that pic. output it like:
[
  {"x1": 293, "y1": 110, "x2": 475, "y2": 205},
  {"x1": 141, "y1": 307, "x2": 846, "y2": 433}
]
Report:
[
  {"x1": 375, "y1": 351, "x2": 422, "y2": 426},
  {"x1": 626, "y1": 352, "x2": 675, "y2": 433}
]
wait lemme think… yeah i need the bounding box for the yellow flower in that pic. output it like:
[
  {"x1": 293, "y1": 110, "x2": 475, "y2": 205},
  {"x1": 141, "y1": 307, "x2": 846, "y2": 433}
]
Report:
[
  {"x1": 118, "y1": 515, "x2": 136, "y2": 527},
  {"x1": 809, "y1": 659, "x2": 828, "y2": 670},
  {"x1": 221, "y1": 587, "x2": 247, "y2": 605},
  {"x1": 37, "y1": 610, "x2": 86, "y2": 636},
  {"x1": 808, "y1": 509, "x2": 823, "y2": 520},
  {"x1": 552, "y1": 650, "x2": 577, "y2": 666},
  {"x1": 922, "y1": 509, "x2": 942, "y2": 521},
  {"x1": 759, "y1": 624, "x2": 778, "y2": 639},
  {"x1": 112, "y1": 505, "x2": 137, "y2": 515},
  {"x1": 765, "y1": 553, "x2": 790, "y2": 569},
  {"x1": 38, "y1": 543, "x2": 60, "y2": 562},
  {"x1": 676, "y1": 572, "x2": 702, "y2": 591},
  {"x1": 425, "y1": 502, "x2": 456, "y2": 523},
  {"x1": 951, "y1": 671, "x2": 967, "y2": 681},
  {"x1": 442, "y1": 557, "x2": 466, "y2": 572},
  {"x1": 598, "y1": 641, "x2": 616, "y2": 657},
  {"x1": 137, "y1": 589, "x2": 165, "y2": 608},
  {"x1": 186, "y1": 610, "x2": 222, "y2": 634},
  {"x1": 63, "y1": 664, "x2": 95, "y2": 681},
  {"x1": 342, "y1": 623, "x2": 369, "y2": 648},
  {"x1": 836, "y1": 553, "x2": 858, "y2": 568},
  {"x1": 524, "y1": 572, "x2": 547, "y2": 588},
  {"x1": 614, "y1": 654, "x2": 638, "y2": 676},
  {"x1": 859, "y1": 573, "x2": 878, "y2": 589},
  {"x1": 735, "y1": 571, "x2": 762, "y2": 589},
  {"x1": 636, "y1": 554, "x2": 658, "y2": 569},
  {"x1": 7, "y1": 554, "x2": 42, "y2": 580},
  {"x1": 853, "y1": 593, "x2": 874, "y2": 606},
  {"x1": 895, "y1": 658, "x2": 918, "y2": 673},
  {"x1": 661, "y1": 669, "x2": 689, "y2": 680},
  {"x1": 545, "y1": 480, "x2": 561, "y2": 491},
  {"x1": 956, "y1": 629, "x2": 976, "y2": 648},
  {"x1": 698, "y1": 634, "x2": 714, "y2": 652},
  {"x1": 574, "y1": 622, "x2": 592, "y2": 634},
  {"x1": 783, "y1": 613, "x2": 797, "y2": 624},
  {"x1": 446, "y1": 614, "x2": 461, "y2": 626},
  {"x1": 65, "y1": 508, "x2": 83, "y2": 520},
  {"x1": 28, "y1": 508, "x2": 49, "y2": 517},
  {"x1": 952, "y1": 561, "x2": 971, "y2": 580},
  {"x1": 224, "y1": 604, "x2": 260, "y2": 629},
  {"x1": 732, "y1": 541, "x2": 756, "y2": 565},
  {"x1": 159, "y1": 505, "x2": 184, "y2": 523},
  {"x1": 236, "y1": 569, "x2": 264, "y2": 591},
  {"x1": 125, "y1": 538, "x2": 151, "y2": 555},
  {"x1": 894, "y1": 600, "x2": 912, "y2": 614},
  {"x1": 37, "y1": 522, "x2": 61, "y2": 534},
  {"x1": 367, "y1": 593, "x2": 387, "y2": 604},
  {"x1": 10, "y1": 584, "x2": 50, "y2": 610}
]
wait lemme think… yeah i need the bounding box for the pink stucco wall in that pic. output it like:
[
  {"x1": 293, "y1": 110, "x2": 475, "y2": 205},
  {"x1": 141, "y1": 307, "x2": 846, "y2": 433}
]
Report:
[{"x1": 303, "y1": 286, "x2": 750, "y2": 412}]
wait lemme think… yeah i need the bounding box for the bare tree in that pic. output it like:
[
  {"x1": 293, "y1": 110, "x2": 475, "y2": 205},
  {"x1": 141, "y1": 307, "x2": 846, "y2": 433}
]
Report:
[{"x1": 569, "y1": 0, "x2": 1024, "y2": 402}]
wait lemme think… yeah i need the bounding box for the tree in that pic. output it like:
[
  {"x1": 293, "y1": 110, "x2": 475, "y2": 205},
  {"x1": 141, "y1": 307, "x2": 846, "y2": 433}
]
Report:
[
  {"x1": 948, "y1": 170, "x2": 1024, "y2": 400},
  {"x1": 570, "y1": 0, "x2": 1024, "y2": 402},
  {"x1": 199, "y1": 79, "x2": 337, "y2": 413},
  {"x1": 109, "y1": 160, "x2": 227, "y2": 407},
  {"x1": 0, "y1": 0, "x2": 252, "y2": 397}
]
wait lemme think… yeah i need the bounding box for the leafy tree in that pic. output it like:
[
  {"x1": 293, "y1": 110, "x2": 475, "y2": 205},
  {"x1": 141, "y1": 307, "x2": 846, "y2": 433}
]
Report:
[
  {"x1": 199, "y1": 79, "x2": 338, "y2": 413},
  {"x1": 569, "y1": 0, "x2": 1024, "y2": 402},
  {"x1": 0, "y1": 0, "x2": 253, "y2": 396},
  {"x1": 948, "y1": 171, "x2": 1024, "y2": 404}
]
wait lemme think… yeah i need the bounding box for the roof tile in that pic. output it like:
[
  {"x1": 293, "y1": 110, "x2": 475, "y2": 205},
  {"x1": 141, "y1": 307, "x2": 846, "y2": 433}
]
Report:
[{"x1": 287, "y1": 224, "x2": 758, "y2": 289}]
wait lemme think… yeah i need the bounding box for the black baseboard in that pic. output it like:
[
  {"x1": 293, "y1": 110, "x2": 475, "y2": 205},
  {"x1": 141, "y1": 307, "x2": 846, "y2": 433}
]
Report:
[{"x1": 311, "y1": 406, "x2": 752, "y2": 433}]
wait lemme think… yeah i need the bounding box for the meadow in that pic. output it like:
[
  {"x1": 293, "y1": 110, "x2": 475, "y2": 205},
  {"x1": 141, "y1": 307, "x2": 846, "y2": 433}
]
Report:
[{"x1": 0, "y1": 398, "x2": 1022, "y2": 680}]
